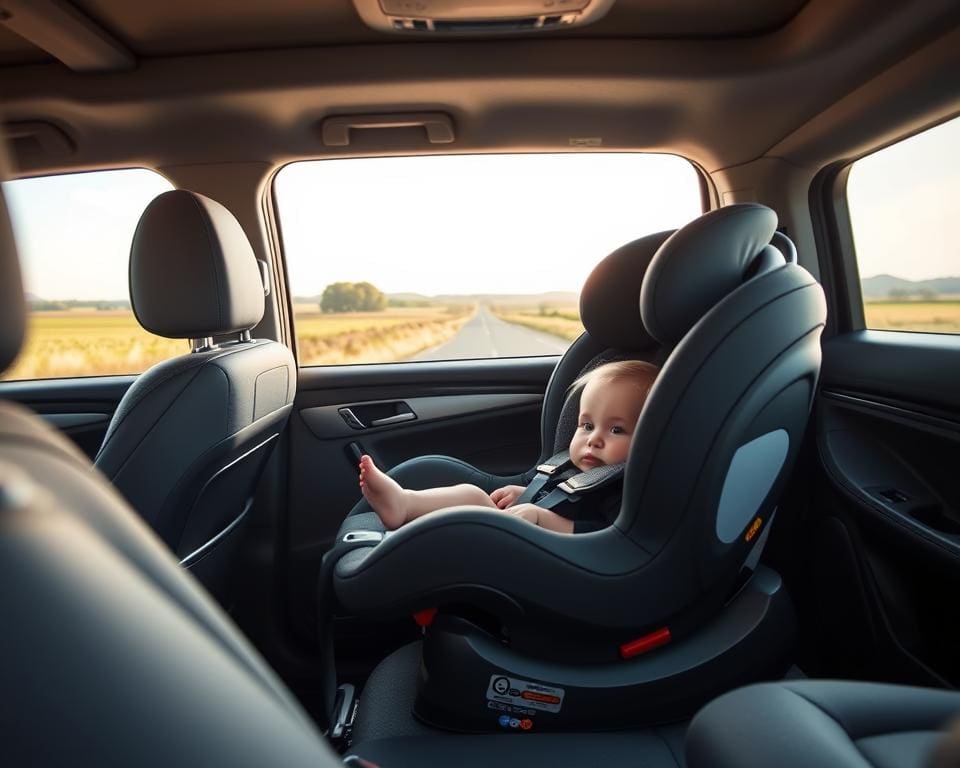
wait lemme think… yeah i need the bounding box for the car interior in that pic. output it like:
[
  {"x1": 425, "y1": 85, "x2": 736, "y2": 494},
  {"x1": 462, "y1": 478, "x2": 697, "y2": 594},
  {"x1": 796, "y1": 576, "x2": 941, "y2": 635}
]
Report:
[{"x1": 1, "y1": 1, "x2": 960, "y2": 766}]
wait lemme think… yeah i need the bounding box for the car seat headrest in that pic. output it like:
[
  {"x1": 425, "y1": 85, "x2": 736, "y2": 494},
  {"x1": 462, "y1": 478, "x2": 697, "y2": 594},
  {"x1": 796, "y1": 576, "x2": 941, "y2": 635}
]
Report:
[
  {"x1": 579, "y1": 230, "x2": 673, "y2": 350},
  {"x1": 130, "y1": 190, "x2": 265, "y2": 339},
  {"x1": 640, "y1": 204, "x2": 780, "y2": 346},
  {"x1": 0, "y1": 148, "x2": 26, "y2": 376}
]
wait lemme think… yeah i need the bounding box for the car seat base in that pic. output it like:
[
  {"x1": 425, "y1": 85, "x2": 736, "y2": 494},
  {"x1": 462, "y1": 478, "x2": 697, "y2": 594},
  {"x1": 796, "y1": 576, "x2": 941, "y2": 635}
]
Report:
[{"x1": 413, "y1": 566, "x2": 795, "y2": 733}]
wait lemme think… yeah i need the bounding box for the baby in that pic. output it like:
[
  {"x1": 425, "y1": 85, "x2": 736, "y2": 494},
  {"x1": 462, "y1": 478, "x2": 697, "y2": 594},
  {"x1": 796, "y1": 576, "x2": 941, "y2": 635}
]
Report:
[{"x1": 359, "y1": 360, "x2": 659, "y2": 534}]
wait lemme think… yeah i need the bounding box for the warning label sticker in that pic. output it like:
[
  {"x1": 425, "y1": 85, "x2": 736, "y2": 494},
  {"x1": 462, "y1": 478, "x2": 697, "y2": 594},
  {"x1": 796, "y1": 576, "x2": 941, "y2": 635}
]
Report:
[{"x1": 486, "y1": 675, "x2": 565, "y2": 714}]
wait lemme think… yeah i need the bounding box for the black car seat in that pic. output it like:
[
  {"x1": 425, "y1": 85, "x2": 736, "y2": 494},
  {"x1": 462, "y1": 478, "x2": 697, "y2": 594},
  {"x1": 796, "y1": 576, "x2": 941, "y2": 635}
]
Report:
[
  {"x1": 686, "y1": 680, "x2": 960, "y2": 768},
  {"x1": 338, "y1": 228, "x2": 674, "y2": 536},
  {"x1": 92, "y1": 190, "x2": 296, "y2": 599},
  {"x1": 327, "y1": 203, "x2": 827, "y2": 731}
]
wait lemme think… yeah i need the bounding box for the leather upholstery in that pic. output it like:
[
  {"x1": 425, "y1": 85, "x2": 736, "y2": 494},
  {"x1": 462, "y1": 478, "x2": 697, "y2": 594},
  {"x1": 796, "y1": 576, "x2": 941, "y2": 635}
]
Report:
[
  {"x1": 579, "y1": 230, "x2": 669, "y2": 350},
  {"x1": 95, "y1": 338, "x2": 295, "y2": 557},
  {"x1": 130, "y1": 190, "x2": 264, "y2": 338},
  {"x1": 687, "y1": 681, "x2": 960, "y2": 768},
  {"x1": 97, "y1": 190, "x2": 295, "y2": 594},
  {"x1": 0, "y1": 406, "x2": 335, "y2": 767},
  {"x1": 641, "y1": 204, "x2": 778, "y2": 345}
]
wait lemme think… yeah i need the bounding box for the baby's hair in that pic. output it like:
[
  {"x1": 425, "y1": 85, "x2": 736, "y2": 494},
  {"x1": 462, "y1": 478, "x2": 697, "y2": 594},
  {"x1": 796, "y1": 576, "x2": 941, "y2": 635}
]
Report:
[{"x1": 571, "y1": 359, "x2": 660, "y2": 398}]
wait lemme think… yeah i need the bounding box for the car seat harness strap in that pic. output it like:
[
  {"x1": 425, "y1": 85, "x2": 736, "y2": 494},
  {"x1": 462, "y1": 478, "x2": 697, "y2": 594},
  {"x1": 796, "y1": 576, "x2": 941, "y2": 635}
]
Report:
[{"x1": 516, "y1": 450, "x2": 625, "y2": 509}]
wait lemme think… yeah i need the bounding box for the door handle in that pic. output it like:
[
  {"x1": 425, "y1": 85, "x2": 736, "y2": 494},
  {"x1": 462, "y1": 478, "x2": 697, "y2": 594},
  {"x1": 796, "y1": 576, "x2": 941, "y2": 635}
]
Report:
[
  {"x1": 338, "y1": 408, "x2": 366, "y2": 429},
  {"x1": 369, "y1": 412, "x2": 416, "y2": 427}
]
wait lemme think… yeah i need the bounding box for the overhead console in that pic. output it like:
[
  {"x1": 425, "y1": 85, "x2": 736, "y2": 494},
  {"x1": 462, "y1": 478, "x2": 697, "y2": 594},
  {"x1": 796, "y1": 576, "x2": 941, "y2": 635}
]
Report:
[{"x1": 353, "y1": 0, "x2": 615, "y2": 35}]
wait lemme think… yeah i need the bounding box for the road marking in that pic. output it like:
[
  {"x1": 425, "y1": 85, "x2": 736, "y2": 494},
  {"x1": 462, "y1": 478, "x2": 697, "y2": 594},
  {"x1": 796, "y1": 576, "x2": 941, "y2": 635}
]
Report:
[{"x1": 479, "y1": 306, "x2": 500, "y2": 357}]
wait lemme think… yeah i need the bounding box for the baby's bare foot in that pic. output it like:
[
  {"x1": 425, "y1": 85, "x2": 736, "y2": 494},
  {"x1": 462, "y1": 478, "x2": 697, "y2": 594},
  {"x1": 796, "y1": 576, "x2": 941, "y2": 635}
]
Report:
[{"x1": 359, "y1": 454, "x2": 408, "y2": 530}]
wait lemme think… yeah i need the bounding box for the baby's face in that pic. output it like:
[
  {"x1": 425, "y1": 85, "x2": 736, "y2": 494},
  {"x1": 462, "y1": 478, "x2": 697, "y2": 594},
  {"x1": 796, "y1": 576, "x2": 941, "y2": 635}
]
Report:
[{"x1": 569, "y1": 377, "x2": 647, "y2": 471}]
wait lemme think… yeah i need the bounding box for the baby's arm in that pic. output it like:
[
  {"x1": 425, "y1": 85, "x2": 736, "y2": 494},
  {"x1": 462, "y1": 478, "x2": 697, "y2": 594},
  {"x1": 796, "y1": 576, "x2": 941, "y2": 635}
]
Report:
[
  {"x1": 506, "y1": 504, "x2": 575, "y2": 534},
  {"x1": 490, "y1": 484, "x2": 526, "y2": 509}
]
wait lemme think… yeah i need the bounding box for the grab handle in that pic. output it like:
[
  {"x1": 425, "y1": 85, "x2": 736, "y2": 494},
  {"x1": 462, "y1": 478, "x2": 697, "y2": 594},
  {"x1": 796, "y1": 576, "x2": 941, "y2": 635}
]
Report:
[{"x1": 321, "y1": 112, "x2": 455, "y2": 146}]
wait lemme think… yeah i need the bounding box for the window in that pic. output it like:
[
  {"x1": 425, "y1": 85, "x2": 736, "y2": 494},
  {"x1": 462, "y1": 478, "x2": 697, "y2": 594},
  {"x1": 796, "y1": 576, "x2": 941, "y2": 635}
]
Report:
[
  {"x1": 2, "y1": 169, "x2": 177, "y2": 381},
  {"x1": 275, "y1": 153, "x2": 702, "y2": 366},
  {"x1": 847, "y1": 117, "x2": 960, "y2": 334}
]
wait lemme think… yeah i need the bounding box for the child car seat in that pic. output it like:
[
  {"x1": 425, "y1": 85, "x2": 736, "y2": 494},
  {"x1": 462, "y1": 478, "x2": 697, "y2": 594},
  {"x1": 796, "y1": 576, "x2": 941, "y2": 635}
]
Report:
[{"x1": 328, "y1": 204, "x2": 826, "y2": 732}]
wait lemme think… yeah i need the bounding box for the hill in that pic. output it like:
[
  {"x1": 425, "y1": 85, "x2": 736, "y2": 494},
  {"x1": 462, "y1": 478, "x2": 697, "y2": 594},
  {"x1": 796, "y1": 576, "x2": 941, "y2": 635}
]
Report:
[
  {"x1": 861, "y1": 274, "x2": 960, "y2": 299},
  {"x1": 294, "y1": 291, "x2": 579, "y2": 306}
]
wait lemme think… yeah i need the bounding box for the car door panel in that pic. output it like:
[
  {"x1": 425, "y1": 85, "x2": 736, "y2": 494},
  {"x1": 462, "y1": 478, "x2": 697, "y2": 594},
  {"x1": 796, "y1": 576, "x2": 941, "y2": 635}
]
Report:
[
  {"x1": 0, "y1": 375, "x2": 134, "y2": 459},
  {"x1": 284, "y1": 356, "x2": 554, "y2": 648},
  {"x1": 811, "y1": 332, "x2": 960, "y2": 687}
]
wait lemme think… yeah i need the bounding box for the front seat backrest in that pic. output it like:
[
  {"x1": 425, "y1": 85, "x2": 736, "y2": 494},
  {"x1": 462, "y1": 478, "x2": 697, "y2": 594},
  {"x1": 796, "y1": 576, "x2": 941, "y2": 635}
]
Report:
[{"x1": 94, "y1": 190, "x2": 296, "y2": 599}]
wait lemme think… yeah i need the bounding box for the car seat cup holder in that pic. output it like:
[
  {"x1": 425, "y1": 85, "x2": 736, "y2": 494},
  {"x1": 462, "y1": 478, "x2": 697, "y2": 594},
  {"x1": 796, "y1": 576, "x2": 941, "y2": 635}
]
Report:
[{"x1": 411, "y1": 566, "x2": 796, "y2": 733}]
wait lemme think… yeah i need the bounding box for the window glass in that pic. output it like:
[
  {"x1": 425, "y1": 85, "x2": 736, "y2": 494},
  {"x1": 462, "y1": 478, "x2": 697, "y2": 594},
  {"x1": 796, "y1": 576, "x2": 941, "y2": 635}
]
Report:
[
  {"x1": 2, "y1": 169, "x2": 177, "y2": 380},
  {"x1": 275, "y1": 153, "x2": 702, "y2": 365},
  {"x1": 847, "y1": 117, "x2": 960, "y2": 334}
]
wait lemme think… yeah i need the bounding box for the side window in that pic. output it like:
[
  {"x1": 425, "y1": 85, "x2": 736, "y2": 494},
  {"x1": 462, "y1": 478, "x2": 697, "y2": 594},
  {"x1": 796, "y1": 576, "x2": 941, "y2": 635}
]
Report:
[
  {"x1": 847, "y1": 117, "x2": 960, "y2": 334},
  {"x1": 2, "y1": 169, "x2": 177, "y2": 381},
  {"x1": 274, "y1": 153, "x2": 702, "y2": 366}
]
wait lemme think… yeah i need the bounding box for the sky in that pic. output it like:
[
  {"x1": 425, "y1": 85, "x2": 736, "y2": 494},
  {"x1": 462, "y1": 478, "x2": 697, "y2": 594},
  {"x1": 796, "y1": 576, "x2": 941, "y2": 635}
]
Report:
[
  {"x1": 274, "y1": 153, "x2": 702, "y2": 298},
  {"x1": 3, "y1": 129, "x2": 958, "y2": 302},
  {"x1": 846, "y1": 116, "x2": 960, "y2": 281}
]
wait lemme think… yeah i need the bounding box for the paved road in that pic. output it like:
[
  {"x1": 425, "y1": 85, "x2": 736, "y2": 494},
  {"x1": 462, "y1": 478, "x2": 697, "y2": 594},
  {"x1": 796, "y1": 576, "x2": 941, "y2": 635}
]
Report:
[{"x1": 414, "y1": 305, "x2": 570, "y2": 361}]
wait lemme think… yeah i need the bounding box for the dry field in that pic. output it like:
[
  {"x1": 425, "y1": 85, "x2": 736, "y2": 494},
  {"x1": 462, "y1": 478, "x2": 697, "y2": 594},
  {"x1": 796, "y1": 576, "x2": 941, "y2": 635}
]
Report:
[
  {"x1": 864, "y1": 301, "x2": 960, "y2": 333},
  {"x1": 293, "y1": 305, "x2": 474, "y2": 365},
  {"x1": 6, "y1": 301, "x2": 958, "y2": 381},
  {"x1": 4, "y1": 311, "x2": 188, "y2": 381},
  {"x1": 490, "y1": 305, "x2": 584, "y2": 341},
  {"x1": 2, "y1": 305, "x2": 476, "y2": 380}
]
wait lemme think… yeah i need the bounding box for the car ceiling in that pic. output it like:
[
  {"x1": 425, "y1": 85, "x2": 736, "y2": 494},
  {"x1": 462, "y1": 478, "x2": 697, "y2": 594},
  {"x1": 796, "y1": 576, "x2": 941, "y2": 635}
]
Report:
[{"x1": 0, "y1": 0, "x2": 958, "y2": 175}]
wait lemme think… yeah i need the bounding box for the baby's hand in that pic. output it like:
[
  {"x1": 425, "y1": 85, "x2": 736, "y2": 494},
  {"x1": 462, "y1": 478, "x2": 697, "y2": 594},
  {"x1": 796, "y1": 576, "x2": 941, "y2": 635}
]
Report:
[
  {"x1": 490, "y1": 484, "x2": 525, "y2": 509},
  {"x1": 506, "y1": 503, "x2": 541, "y2": 525}
]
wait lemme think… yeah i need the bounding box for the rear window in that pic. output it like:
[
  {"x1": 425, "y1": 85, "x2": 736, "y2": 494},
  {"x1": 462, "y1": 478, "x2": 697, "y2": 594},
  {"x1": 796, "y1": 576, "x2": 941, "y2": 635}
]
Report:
[
  {"x1": 847, "y1": 116, "x2": 960, "y2": 334},
  {"x1": 274, "y1": 153, "x2": 702, "y2": 366}
]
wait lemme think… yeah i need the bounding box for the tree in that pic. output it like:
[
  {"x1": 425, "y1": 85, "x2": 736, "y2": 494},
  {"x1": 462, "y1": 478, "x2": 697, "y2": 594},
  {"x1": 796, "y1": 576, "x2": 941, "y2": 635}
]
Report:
[
  {"x1": 320, "y1": 281, "x2": 386, "y2": 313},
  {"x1": 355, "y1": 281, "x2": 387, "y2": 311}
]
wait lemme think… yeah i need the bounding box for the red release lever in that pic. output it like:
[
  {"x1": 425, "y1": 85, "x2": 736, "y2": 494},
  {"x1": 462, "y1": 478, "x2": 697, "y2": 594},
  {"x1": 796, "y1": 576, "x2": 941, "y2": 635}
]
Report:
[
  {"x1": 619, "y1": 627, "x2": 672, "y2": 659},
  {"x1": 413, "y1": 608, "x2": 438, "y2": 628}
]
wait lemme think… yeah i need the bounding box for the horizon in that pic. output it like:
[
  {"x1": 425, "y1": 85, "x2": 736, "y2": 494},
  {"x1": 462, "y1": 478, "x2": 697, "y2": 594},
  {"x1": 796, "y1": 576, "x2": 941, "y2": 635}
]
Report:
[{"x1": 25, "y1": 271, "x2": 960, "y2": 305}]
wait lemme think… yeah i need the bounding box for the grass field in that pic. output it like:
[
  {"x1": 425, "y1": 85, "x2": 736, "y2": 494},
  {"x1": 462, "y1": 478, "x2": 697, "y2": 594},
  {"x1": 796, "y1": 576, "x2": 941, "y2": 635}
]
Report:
[
  {"x1": 490, "y1": 305, "x2": 585, "y2": 341},
  {"x1": 2, "y1": 305, "x2": 476, "y2": 380}
]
